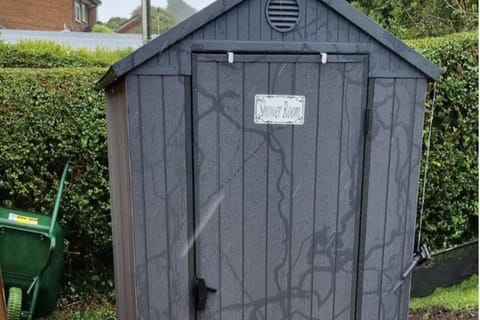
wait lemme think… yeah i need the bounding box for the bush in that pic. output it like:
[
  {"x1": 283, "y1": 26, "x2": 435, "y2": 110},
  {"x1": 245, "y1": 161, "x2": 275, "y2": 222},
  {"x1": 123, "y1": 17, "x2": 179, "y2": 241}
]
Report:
[
  {"x1": 0, "y1": 40, "x2": 131, "y2": 68},
  {"x1": 407, "y1": 32, "x2": 479, "y2": 250},
  {"x1": 92, "y1": 24, "x2": 114, "y2": 34},
  {"x1": 0, "y1": 68, "x2": 114, "y2": 299},
  {"x1": 0, "y1": 32, "x2": 476, "y2": 301},
  {"x1": 351, "y1": 1, "x2": 478, "y2": 39}
]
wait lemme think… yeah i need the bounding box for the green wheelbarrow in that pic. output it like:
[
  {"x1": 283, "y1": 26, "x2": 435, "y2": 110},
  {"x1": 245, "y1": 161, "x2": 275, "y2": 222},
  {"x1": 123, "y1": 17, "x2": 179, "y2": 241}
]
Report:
[{"x1": 0, "y1": 163, "x2": 69, "y2": 320}]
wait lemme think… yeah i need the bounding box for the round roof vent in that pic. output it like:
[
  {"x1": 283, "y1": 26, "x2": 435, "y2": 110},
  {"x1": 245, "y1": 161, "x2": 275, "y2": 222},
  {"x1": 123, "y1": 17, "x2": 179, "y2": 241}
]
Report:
[{"x1": 266, "y1": 0, "x2": 301, "y2": 33}]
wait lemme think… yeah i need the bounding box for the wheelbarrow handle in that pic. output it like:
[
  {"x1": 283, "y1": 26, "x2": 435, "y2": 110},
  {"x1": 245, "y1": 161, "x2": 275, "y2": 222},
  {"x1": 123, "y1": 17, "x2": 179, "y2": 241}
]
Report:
[
  {"x1": 49, "y1": 162, "x2": 70, "y2": 235},
  {"x1": 33, "y1": 236, "x2": 57, "y2": 284},
  {"x1": 44, "y1": 236, "x2": 56, "y2": 272}
]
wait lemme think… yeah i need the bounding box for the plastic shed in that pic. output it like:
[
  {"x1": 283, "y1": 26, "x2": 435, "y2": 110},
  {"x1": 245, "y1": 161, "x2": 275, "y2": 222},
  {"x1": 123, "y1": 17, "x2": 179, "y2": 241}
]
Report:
[{"x1": 98, "y1": 0, "x2": 441, "y2": 319}]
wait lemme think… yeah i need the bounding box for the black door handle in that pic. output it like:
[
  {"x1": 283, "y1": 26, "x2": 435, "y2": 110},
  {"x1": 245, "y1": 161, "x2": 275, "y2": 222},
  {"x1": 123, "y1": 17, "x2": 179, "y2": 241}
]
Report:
[{"x1": 193, "y1": 277, "x2": 217, "y2": 311}]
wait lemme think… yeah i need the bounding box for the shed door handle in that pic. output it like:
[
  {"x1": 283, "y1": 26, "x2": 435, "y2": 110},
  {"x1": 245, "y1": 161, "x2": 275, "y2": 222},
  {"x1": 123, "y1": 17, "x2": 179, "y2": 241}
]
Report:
[{"x1": 193, "y1": 277, "x2": 217, "y2": 311}]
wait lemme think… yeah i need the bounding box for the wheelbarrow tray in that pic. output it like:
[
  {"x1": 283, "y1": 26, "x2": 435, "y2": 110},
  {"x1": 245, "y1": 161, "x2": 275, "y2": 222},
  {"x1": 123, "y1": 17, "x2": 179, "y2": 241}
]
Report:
[{"x1": 0, "y1": 207, "x2": 64, "y2": 318}]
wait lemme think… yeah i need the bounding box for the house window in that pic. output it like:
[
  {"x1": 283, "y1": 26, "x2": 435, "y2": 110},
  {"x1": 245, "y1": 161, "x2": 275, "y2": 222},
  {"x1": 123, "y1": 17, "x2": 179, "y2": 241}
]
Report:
[
  {"x1": 81, "y1": 3, "x2": 88, "y2": 23},
  {"x1": 74, "y1": 0, "x2": 82, "y2": 22}
]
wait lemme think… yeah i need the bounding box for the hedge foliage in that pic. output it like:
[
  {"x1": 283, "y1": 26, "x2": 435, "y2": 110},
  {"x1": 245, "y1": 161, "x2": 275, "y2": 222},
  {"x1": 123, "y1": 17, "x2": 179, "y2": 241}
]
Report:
[
  {"x1": 407, "y1": 32, "x2": 478, "y2": 250},
  {"x1": 0, "y1": 40, "x2": 130, "y2": 68},
  {"x1": 0, "y1": 68, "x2": 114, "y2": 299},
  {"x1": 0, "y1": 32, "x2": 477, "y2": 299}
]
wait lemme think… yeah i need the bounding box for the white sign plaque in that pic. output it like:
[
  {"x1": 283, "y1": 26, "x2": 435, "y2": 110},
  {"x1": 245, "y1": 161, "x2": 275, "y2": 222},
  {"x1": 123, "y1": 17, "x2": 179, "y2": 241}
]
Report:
[{"x1": 254, "y1": 95, "x2": 305, "y2": 125}]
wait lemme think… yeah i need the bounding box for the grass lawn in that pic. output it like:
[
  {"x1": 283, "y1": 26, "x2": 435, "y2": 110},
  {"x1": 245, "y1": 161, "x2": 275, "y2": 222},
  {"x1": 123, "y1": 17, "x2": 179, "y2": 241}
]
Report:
[
  {"x1": 47, "y1": 275, "x2": 478, "y2": 319},
  {"x1": 410, "y1": 275, "x2": 478, "y2": 311},
  {"x1": 46, "y1": 299, "x2": 116, "y2": 320},
  {"x1": 409, "y1": 275, "x2": 478, "y2": 320}
]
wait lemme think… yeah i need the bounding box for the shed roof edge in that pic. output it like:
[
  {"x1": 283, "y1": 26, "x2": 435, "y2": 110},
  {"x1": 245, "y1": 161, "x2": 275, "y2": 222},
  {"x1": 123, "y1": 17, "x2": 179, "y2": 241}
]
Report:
[{"x1": 96, "y1": 0, "x2": 243, "y2": 89}]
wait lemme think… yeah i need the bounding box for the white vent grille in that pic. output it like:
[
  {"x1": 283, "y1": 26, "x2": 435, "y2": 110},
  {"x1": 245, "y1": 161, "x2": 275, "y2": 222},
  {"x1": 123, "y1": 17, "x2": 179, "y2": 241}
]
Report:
[{"x1": 266, "y1": 0, "x2": 300, "y2": 33}]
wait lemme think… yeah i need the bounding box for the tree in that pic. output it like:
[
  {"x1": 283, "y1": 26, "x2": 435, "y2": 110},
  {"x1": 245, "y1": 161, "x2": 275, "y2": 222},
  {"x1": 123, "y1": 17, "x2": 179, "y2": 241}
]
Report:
[
  {"x1": 167, "y1": 0, "x2": 196, "y2": 22},
  {"x1": 105, "y1": 17, "x2": 129, "y2": 32},
  {"x1": 350, "y1": 0, "x2": 478, "y2": 38},
  {"x1": 131, "y1": 6, "x2": 177, "y2": 34}
]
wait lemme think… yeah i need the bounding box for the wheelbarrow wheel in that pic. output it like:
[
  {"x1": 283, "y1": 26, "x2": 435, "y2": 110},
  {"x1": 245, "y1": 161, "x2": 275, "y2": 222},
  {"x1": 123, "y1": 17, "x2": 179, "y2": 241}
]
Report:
[{"x1": 7, "y1": 287, "x2": 22, "y2": 320}]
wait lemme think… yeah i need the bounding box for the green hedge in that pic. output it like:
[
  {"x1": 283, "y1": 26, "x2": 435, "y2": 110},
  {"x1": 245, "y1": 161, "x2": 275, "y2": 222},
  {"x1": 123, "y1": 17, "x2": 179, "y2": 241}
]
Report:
[
  {"x1": 0, "y1": 68, "x2": 113, "y2": 299},
  {"x1": 407, "y1": 32, "x2": 478, "y2": 250},
  {"x1": 0, "y1": 40, "x2": 131, "y2": 68},
  {"x1": 0, "y1": 33, "x2": 476, "y2": 299}
]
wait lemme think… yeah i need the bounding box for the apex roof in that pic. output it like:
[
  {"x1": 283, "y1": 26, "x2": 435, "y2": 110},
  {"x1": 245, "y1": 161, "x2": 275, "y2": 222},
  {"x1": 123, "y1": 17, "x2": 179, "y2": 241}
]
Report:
[{"x1": 98, "y1": 0, "x2": 441, "y2": 89}]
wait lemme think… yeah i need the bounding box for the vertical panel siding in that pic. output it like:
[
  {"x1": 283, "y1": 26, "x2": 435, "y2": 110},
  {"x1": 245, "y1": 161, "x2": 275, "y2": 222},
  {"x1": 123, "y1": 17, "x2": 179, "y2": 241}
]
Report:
[
  {"x1": 218, "y1": 61, "x2": 244, "y2": 319},
  {"x1": 226, "y1": 7, "x2": 239, "y2": 40},
  {"x1": 193, "y1": 60, "x2": 222, "y2": 320},
  {"x1": 379, "y1": 78, "x2": 416, "y2": 320},
  {"x1": 139, "y1": 76, "x2": 170, "y2": 320},
  {"x1": 289, "y1": 62, "x2": 319, "y2": 319},
  {"x1": 215, "y1": 13, "x2": 228, "y2": 40},
  {"x1": 126, "y1": 75, "x2": 149, "y2": 320},
  {"x1": 238, "y1": 3, "x2": 249, "y2": 40},
  {"x1": 359, "y1": 78, "x2": 395, "y2": 320},
  {"x1": 163, "y1": 77, "x2": 191, "y2": 320},
  {"x1": 337, "y1": 14, "x2": 350, "y2": 42},
  {"x1": 347, "y1": 25, "x2": 360, "y2": 43},
  {"x1": 311, "y1": 63, "x2": 344, "y2": 320},
  {"x1": 248, "y1": 0, "x2": 261, "y2": 40},
  {"x1": 127, "y1": 75, "x2": 191, "y2": 320},
  {"x1": 326, "y1": 9, "x2": 339, "y2": 42},
  {"x1": 315, "y1": 1, "x2": 328, "y2": 42},
  {"x1": 305, "y1": 0, "x2": 318, "y2": 40},
  {"x1": 266, "y1": 62, "x2": 294, "y2": 320},
  {"x1": 290, "y1": 0, "x2": 304, "y2": 41},
  {"x1": 398, "y1": 79, "x2": 427, "y2": 318},
  {"x1": 359, "y1": 78, "x2": 427, "y2": 320},
  {"x1": 203, "y1": 20, "x2": 216, "y2": 39},
  {"x1": 243, "y1": 62, "x2": 269, "y2": 320},
  {"x1": 335, "y1": 60, "x2": 367, "y2": 320}
]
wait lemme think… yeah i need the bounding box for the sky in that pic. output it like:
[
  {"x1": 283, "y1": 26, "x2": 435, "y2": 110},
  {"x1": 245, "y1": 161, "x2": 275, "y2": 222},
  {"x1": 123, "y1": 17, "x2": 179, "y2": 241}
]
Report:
[{"x1": 98, "y1": 0, "x2": 216, "y2": 22}]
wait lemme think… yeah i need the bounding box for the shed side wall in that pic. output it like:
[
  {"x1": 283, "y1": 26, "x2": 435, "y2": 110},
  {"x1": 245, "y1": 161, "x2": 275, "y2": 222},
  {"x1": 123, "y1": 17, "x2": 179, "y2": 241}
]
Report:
[
  {"x1": 359, "y1": 77, "x2": 427, "y2": 320},
  {"x1": 105, "y1": 80, "x2": 137, "y2": 320},
  {"x1": 126, "y1": 75, "x2": 192, "y2": 320}
]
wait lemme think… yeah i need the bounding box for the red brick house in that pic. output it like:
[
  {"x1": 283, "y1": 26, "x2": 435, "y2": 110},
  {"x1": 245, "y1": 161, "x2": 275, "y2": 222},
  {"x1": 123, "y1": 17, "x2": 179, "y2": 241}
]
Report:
[{"x1": 0, "y1": 0, "x2": 101, "y2": 32}]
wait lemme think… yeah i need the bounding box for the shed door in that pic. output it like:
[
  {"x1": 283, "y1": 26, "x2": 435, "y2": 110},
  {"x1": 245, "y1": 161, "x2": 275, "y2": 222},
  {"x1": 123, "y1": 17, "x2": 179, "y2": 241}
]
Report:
[{"x1": 192, "y1": 53, "x2": 368, "y2": 320}]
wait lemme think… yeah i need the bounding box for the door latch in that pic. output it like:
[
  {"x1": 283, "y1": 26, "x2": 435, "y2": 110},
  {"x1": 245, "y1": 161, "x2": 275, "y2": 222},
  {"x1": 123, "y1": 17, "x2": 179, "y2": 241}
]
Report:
[
  {"x1": 193, "y1": 277, "x2": 217, "y2": 311},
  {"x1": 227, "y1": 52, "x2": 234, "y2": 63},
  {"x1": 391, "y1": 243, "x2": 431, "y2": 293},
  {"x1": 321, "y1": 52, "x2": 328, "y2": 64}
]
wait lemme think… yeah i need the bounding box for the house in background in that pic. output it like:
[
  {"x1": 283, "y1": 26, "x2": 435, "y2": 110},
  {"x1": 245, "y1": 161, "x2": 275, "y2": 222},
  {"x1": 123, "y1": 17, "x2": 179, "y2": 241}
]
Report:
[
  {"x1": 0, "y1": 0, "x2": 101, "y2": 32},
  {"x1": 118, "y1": 16, "x2": 141, "y2": 34}
]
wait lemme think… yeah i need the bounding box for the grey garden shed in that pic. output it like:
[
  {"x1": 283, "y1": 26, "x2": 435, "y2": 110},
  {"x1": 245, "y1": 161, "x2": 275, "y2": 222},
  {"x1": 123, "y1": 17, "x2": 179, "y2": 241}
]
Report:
[{"x1": 98, "y1": 1, "x2": 441, "y2": 319}]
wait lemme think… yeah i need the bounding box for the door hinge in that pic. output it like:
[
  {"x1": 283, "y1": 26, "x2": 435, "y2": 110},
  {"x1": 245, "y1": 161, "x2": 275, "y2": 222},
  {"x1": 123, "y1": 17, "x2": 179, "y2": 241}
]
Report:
[{"x1": 364, "y1": 109, "x2": 373, "y2": 136}]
